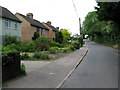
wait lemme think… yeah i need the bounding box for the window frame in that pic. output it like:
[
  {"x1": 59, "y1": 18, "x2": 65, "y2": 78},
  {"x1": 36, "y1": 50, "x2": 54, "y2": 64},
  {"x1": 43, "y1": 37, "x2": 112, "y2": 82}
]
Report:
[
  {"x1": 14, "y1": 22, "x2": 18, "y2": 30},
  {"x1": 4, "y1": 20, "x2": 11, "y2": 28}
]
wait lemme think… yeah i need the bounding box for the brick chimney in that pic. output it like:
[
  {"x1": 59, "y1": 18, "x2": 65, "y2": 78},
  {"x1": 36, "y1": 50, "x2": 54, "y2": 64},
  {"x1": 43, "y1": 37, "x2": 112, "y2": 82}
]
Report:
[
  {"x1": 56, "y1": 27, "x2": 59, "y2": 30},
  {"x1": 26, "y1": 13, "x2": 33, "y2": 19},
  {"x1": 47, "y1": 21, "x2": 51, "y2": 25}
]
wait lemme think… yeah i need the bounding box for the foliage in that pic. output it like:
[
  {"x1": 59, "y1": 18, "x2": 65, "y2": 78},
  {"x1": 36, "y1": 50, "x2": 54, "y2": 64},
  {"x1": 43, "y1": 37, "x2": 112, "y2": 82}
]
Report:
[
  {"x1": 55, "y1": 31, "x2": 63, "y2": 44},
  {"x1": 20, "y1": 53, "x2": 29, "y2": 60},
  {"x1": 62, "y1": 48, "x2": 73, "y2": 53},
  {"x1": 82, "y1": 10, "x2": 119, "y2": 47},
  {"x1": 82, "y1": 11, "x2": 98, "y2": 36},
  {"x1": 33, "y1": 51, "x2": 50, "y2": 60},
  {"x1": 72, "y1": 41, "x2": 80, "y2": 49},
  {"x1": 49, "y1": 47, "x2": 59, "y2": 54},
  {"x1": 33, "y1": 52, "x2": 41, "y2": 59},
  {"x1": 61, "y1": 29, "x2": 72, "y2": 44},
  {"x1": 37, "y1": 43, "x2": 50, "y2": 51},
  {"x1": 40, "y1": 54, "x2": 50, "y2": 60},
  {"x1": 21, "y1": 41, "x2": 36, "y2": 52},
  {"x1": 35, "y1": 37, "x2": 50, "y2": 45},
  {"x1": 2, "y1": 45, "x2": 18, "y2": 55},
  {"x1": 95, "y1": 2, "x2": 120, "y2": 45},
  {"x1": 67, "y1": 45, "x2": 76, "y2": 51},
  {"x1": 20, "y1": 63, "x2": 26, "y2": 75},
  {"x1": 95, "y1": 2, "x2": 120, "y2": 24},
  {"x1": 78, "y1": 37, "x2": 84, "y2": 47},
  {"x1": 2, "y1": 35, "x2": 20, "y2": 46},
  {"x1": 32, "y1": 32, "x2": 40, "y2": 40},
  {"x1": 49, "y1": 41, "x2": 62, "y2": 47}
]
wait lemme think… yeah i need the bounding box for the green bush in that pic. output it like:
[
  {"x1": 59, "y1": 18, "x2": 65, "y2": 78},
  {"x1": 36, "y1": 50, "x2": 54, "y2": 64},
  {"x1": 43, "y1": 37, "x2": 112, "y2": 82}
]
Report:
[
  {"x1": 2, "y1": 46, "x2": 18, "y2": 54},
  {"x1": 49, "y1": 41, "x2": 62, "y2": 47},
  {"x1": 49, "y1": 47, "x2": 59, "y2": 54},
  {"x1": 33, "y1": 52, "x2": 50, "y2": 60},
  {"x1": 32, "y1": 32, "x2": 40, "y2": 40},
  {"x1": 3, "y1": 43, "x2": 21, "y2": 52},
  {"x1": 62, "y1": 48, "x2": 73, "y2": 53},
  {"x1": 20, "y1": 63, "x2": 26, "y2": 75},
  {"x1": 40, "y1": 54, "x2": 50, "y2": 60},
  {"x1": 2, "y1": 35, "x2": 20, "y2": 46},
  {"x1": 21, "y1": 41, "x2": 36, "y2": 52},
  {"x1": 33, "y1": 52, "x2": 41, "y2": 59},
  {"x1": 78, "y1": 37, "x2": 84, "y2": 47},
  {"x1": 67, "y1": 45, "x2": 76, "y2": 51},
  {"x1": 37, "y1": 43, "x2": 50, "y2": 51},
  {"x1": 72, "y1": 41, "x2": 80, "y2": 49},
  {"x1": 35, "y1": 37, "x2": 50, "y2": 45},
  {"x1": 20, "y1": 53, "x2": 29, "y2": 60}
]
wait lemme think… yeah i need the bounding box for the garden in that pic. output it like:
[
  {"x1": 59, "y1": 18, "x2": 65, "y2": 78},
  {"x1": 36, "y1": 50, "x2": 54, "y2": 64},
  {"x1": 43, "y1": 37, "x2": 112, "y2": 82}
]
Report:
[{"x1": 2, "y1": 29, "x2": 84, "y2": 81}]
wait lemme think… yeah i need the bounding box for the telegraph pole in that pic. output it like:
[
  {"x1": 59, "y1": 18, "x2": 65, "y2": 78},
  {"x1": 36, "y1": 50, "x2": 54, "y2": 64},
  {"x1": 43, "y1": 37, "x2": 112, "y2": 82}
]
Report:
[{"x1": 79, "y1": 18, "x2": 81, "y2": 36}]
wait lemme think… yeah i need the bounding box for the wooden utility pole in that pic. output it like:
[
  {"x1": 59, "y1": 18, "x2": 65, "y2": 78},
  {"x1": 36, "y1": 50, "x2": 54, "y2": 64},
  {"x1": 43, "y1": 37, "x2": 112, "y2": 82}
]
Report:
[{"x1": 79, "y1": 18, "x2": 81, "y2": 36}]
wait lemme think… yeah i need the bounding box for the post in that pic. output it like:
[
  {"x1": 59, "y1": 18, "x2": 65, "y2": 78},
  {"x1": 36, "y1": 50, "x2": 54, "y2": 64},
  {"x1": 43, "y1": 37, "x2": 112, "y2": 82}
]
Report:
[{"x1": 79, "y1": 18, "x2": 81, "y2": 36}]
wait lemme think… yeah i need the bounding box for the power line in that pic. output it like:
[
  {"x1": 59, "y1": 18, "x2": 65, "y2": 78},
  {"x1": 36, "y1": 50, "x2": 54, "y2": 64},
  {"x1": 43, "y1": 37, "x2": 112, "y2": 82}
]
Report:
[
  {"x1": 72, "y1": 0, "x2": 81, "y2": 35},
  {"x1": 72, "y1": 0, "x2": 79, "y2": 18}
]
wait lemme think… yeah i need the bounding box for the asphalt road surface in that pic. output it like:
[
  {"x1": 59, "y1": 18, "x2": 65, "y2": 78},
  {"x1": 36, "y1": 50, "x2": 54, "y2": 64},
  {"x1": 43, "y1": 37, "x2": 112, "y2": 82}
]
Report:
[{"x1": 61, "y1": 39, "x2": 118, "y2": 88}]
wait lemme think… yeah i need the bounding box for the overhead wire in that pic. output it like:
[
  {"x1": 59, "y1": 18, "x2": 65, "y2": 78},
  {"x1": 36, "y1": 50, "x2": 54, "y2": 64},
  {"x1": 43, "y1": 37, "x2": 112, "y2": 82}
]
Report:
[{"x1": 72, "y1": 0, "x2": 80, "y2": 18}]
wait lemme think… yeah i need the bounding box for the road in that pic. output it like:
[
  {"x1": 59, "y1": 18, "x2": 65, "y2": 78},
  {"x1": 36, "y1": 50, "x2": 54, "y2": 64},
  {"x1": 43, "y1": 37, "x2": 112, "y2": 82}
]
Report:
[{"x1": 61, "y1": 39, "x2": 118, "y2": 88}]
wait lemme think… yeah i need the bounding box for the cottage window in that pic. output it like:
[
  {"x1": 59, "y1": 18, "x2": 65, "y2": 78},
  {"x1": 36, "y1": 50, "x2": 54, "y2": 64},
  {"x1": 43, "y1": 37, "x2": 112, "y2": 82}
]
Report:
[
  {"x1": 14, "y1": 22, "x2": 18, "y2": 30},
  {"x1": 42, "y1": 29, "x2": 46, "y2": 35},
  {"x1": 4, "y1": 20, "x2": 11, "y2": 28}
]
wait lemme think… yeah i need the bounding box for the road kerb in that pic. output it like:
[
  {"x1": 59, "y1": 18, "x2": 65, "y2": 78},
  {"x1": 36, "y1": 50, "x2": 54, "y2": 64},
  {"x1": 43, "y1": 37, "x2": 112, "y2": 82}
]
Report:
[{"x1": 56, "y1": 45, "x2": 88, "y2": 88}]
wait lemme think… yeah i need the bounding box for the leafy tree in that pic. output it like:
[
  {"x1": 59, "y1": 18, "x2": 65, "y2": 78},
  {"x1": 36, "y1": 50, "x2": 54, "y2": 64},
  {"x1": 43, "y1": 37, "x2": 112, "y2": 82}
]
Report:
[
  {"x1": 95, "y1": 2, "x2": 120, "y2": 45},
  {"x1": 82, "y1": 11, "x2": 98, "y2": 36},
  {"x1": 55, "y1": 31, "x2": 63, "y2": 44},
  {"x1": 60, "y1": 29, "x2": 71, "y2": 44},
  {"x1": 82, "y1": 10, "x2": 118, "y2": 45},
  {"x1": 95, "y1": 2, "x2": 120, "y2": 25}
]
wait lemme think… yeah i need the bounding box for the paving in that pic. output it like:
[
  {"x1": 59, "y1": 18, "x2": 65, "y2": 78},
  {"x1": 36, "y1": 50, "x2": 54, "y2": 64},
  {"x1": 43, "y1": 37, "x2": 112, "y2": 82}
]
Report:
[
  {"x1": 3, "y1": 44, "x2": 88, "y2": 88},
  {"x1": 61, "y1": 40, "x2": 118, "y2": 88}
]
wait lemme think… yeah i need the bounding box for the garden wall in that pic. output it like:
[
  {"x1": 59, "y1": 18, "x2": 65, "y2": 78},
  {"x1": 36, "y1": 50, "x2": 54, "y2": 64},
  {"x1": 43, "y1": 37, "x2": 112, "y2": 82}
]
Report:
[{"x1": 2, "y1": 53, "x2": 21, "y2": 81}]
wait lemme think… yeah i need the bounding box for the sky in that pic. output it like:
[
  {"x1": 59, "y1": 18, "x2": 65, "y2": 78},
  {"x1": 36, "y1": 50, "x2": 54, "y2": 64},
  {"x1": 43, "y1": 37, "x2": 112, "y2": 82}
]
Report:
[{"x1": 1, "y1": 0, "x2": 97, "y2": 35}]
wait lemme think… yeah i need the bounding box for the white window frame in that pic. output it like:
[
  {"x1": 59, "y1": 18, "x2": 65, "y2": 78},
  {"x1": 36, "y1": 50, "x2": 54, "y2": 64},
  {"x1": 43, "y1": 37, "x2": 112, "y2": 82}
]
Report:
[
  {"x1": 14, "y1": 22, "x2": 18, "y2": 30},
  {"x1": 4, "y1": 20, "x2": 11, "y2": 28}
]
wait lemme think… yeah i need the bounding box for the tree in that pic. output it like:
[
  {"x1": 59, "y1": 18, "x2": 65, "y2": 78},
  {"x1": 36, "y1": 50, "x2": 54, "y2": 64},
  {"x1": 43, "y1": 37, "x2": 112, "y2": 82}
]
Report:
[
  {"x1": 82, "y1": 11, "x2": 98, "y2": 36},
  {"x1": 95, "y1": 2, "x2": 120, "y2": 25},
  {"x1": 82, "y1": 11, "x2": 99, "y2": 38},
  {"x1": 95, "y1": 2, "x2": 120, "y2": 44},
  {"x1": 55, "y1": 31, "x2": 63, "y2": 44},
  {"x1": 60, "y1": 29, "x2": 71, "y2": 44}
]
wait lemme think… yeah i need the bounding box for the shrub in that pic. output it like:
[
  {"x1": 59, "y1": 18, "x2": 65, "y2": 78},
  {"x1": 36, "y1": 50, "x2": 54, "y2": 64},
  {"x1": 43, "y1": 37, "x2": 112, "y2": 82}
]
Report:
[
  {"x1": 37, "y1": 43, "x2": 50, "y2": 51},
  {"x1": 67, "y1": 45, "x2": 76, "y2": 51},
  {"x1": 62, "y1": 48, "x2": 73, "y2": 53},
  {"x1": 40, "y1": 54, "x2": 50, "y2": 60},
  {"x1": 2, "y1": 35, "x2": 20, "y2": 46},
  {"x1": 33, "y1": 52, "x2": 50, "y2": 60},
  {"x1": 2, "y1": 46, "x2": 18, "y2": 54},
  {"x1": 72, "y1": 41, "x2": 80, "y2": 49},
  {"x1": 3, "y1": 43, "x2": 21, "y2": 52},
  {"x1": 49, "y1": 41, "x2": 61, "y2": 47},
  {"x1": 78, "y1": 37, "x2": 84, "y2": 47},
  {"x1": 33, "y1": 52, "x2": 41, "y2": 59},
  {"x1": 21, "y1": 41, "x2": 36, "y2": 52},
  {"x1": 49, "y1": 47, "x2": 59, "y2": 54},
  {"x1": 35, "y1": 37, "x2": 50, "y2": 45},
  {"x1": 32, "y1": 32, "x2": 40, "y2": 40},
  {"x1": 20, "y1": 63, "x2": 26, "y2": 75},
  {"x1": 20, "y1": 53, "x2": 29, "y2": 60}
]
